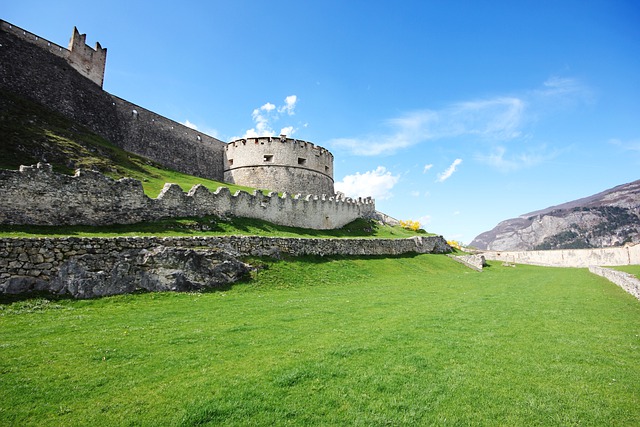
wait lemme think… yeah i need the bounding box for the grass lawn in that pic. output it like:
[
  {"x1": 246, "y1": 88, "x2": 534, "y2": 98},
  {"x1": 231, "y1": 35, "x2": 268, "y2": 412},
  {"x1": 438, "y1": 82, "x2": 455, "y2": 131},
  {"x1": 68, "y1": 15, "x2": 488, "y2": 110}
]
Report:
[{"x1": 1, "y1": 257, "x2": 639, "y2": 426}]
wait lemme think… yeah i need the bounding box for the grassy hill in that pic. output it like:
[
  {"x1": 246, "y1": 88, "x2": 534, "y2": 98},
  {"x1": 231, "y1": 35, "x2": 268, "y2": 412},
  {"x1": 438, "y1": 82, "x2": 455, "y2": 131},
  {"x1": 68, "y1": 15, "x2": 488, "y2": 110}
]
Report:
[{"x1": 1, "y1": 256, "x2": 639, "y2": 425}]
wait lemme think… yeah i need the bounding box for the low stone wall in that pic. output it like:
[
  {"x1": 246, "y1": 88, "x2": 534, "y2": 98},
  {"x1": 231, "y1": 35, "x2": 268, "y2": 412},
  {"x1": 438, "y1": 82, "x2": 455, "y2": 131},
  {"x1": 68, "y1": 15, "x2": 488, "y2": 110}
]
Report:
[
  {"x1": 589, "y1": 266, "x2": 640, "y2": 300},
  {"x1": 0, "y1": 164, "x2": 374, "y2": 230},
  {"x1": 0, "y1": 235, "x2": 450, "y2": 298},
  {"x1": 481, "y1": 245, "x2": 640, "y2": 268},
  {"x1": 448, "y1": 254, "x2": 486, "y2": 271}
]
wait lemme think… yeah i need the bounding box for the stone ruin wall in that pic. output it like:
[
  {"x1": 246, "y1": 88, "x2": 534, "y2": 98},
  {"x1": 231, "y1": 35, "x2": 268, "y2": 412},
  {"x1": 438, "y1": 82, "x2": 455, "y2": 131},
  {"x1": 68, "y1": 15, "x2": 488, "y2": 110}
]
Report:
[
  {"x1": 224, "y1": 137, "x2": 335, "y2": 196},
  {"x1": 589, "y1": 266, "x2": 640, "y2": 300},
  {"x1": 0, "y1": 21, "x2": 227, "y2": 181},
  {"x1": 0, "y1": 235, "x2": 451, "y2": 298},
  {"x1": 0, "y1": 163, "x2": 374, "y2": 230}
]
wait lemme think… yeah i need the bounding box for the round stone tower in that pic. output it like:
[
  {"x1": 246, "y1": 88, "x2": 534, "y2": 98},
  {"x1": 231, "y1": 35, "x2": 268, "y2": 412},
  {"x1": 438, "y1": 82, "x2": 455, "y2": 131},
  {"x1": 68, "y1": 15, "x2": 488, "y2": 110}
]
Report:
[{"x1": 224, "y1": 136, "x2": 334, "y2": 195}]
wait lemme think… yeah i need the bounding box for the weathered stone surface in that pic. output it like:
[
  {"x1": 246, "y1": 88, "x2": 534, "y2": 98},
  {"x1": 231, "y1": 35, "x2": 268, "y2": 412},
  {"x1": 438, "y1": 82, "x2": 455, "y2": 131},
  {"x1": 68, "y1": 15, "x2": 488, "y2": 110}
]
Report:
[
  {"x1": 48, "y1": 247, "x2": 252, "y2": 299},
  {"x1": 448, "y1": 254, "x2": 486, "y2": 271},
  {"x1": 1, "y1": 276, "x2": 50, "y2": 294}
]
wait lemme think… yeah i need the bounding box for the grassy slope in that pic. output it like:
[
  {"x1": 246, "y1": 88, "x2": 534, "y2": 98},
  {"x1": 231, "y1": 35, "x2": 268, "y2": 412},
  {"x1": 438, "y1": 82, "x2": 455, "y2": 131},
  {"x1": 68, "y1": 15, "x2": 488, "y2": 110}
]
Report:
[
  {"x1": 1, "y1": 257, "x2": 639, "y2": 426},
  {"x1": 0, "y1": 89, "x2": 259, "y2": 197}
]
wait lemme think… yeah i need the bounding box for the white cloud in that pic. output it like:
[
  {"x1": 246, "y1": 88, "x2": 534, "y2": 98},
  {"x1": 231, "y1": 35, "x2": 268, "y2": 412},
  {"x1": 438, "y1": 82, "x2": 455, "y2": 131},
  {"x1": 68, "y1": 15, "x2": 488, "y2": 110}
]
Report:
[
  {"x1": 278, "y1": 95, "x2": 297, "y2": 115},
  {"x1": 241, "y1": 96, "x2": 299, "y2": 139},
  {"x1": 334, "y1": 166, "x2": 400, "y2": 200},
  {"x1": 423, "y1": 164, "x2": 433, "y2": 173},
  {"x1": 280, "y1": 126, "x2": 295, "y2": 137},
  {"x1": 410, "y1": 190, "x2": 421, "y2": 197},
  {"x1": 436, "y1": 159, "x2": 462, "y2": 182}
]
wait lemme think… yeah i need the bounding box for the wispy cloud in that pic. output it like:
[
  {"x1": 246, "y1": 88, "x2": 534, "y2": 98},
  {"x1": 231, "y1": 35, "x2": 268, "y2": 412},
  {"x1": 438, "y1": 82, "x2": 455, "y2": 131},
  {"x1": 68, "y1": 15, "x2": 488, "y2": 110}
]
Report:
[
  {"x1": 328, "y1": 77, "x2": 590, "y2": 158},
  {"x1": 609, "y1": 138, "x2": 640, "y2": 152},
  {"x1": 475, "y1": 145, "x2": 560, "y2": 172},
  {"x1": 329, "y1": 97, "x2": 525, "y2": 156},
  {"x1": 423, "y1": 164, "x2": 434, "y2": 173},
  {"x1": 239, "y1": 95, "x2": 299, "y2": 139},
  {"x1": 436, "y1": 159, "x2": 462, "y2": 182},
  {"x1": 334, "y1": 166, "x2": 400, "y2": 200}
]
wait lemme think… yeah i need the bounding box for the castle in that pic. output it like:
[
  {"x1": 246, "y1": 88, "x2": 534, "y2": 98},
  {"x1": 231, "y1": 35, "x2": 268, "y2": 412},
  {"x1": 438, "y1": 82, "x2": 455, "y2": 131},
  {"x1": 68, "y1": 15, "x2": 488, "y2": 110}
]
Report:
[
  {"x1": 0, "y1": 20, "x2": 342, "y2": 197},
  {"x1": 0, "y1": 20, "x2": 375, "y2": 229}
]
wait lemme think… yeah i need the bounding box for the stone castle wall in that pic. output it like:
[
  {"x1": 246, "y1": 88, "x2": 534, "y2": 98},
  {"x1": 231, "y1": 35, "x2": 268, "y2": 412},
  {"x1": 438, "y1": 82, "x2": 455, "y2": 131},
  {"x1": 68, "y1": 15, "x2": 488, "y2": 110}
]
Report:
[
  {"x1": 0, "y1": 235, "x2": 451, "y2": 298},
  {"x1": 0, "y1": 21, "x2": 226, "y2": 181},
  {"x1": 0, "y1": 164, "x2": 374, "y2": 229},
  {"x1": 0, "y1": 21, "x2": 106, "y2": 87},
  {"x1": 481, "y1": 245, "x2": 640, "y2": 268},
  {"x1": 224, "y1": 137, "x2": 335, "y2": 195}
]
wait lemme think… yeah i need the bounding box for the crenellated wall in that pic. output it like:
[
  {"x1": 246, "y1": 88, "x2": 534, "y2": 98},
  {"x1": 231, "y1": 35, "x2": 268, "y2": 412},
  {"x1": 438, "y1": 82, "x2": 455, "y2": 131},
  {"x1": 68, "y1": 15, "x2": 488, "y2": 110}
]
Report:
[
  {"x1": 0, "y1": 164, "x2": 374, "y2": 230},
  {"x1": 225, "y1": 136, "x2": 334, "y2": 196}
]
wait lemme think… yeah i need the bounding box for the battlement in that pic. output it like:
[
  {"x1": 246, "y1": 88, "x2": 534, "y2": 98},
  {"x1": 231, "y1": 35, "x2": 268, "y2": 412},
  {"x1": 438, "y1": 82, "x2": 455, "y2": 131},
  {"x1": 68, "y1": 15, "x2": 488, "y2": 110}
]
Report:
[
  {"x1": 0, "y1": 165, "x2": 375, "y2": 230},
  {"x1": 0, "y1": 20, "x2": 106, "y2": 87},
  {"x1": 225, "y1": 136, "x2": 335, "y2": 195}
]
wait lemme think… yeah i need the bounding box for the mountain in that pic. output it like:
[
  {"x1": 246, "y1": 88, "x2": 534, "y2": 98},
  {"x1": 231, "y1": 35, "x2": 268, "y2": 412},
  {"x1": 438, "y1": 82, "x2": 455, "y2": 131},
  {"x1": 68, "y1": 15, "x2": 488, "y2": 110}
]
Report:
[{"x1": 470, "y1": 180, "x2": 640, "y2": 251}]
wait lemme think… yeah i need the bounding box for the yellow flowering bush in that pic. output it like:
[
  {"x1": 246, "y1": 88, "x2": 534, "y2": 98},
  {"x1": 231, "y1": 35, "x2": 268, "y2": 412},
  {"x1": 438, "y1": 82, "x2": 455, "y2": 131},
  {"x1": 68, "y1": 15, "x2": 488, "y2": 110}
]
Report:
[
  {"x1": 447, "y1": 240, "x2": 462, "y2": 250},
  {"x1": 400, "y1": 220, "x2": 421, "y2": 231}
]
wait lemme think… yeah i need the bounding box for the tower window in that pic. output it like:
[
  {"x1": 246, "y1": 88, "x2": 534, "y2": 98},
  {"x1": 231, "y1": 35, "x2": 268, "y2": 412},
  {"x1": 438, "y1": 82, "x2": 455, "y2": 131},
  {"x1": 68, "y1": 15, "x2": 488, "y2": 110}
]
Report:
[
  {"x1": 298, "y1": 157, "x2": 307, "y2": 165},
  {"x1": 263, "y1": 155, "x2": 273, "y2": 162},
  {"x1": 228, "y1": 159, "x2": 233, "y2": 166}
]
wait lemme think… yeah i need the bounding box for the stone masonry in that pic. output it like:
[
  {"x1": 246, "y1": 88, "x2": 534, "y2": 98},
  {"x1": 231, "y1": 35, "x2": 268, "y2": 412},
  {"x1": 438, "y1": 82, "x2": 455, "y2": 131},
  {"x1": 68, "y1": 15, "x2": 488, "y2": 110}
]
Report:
[{"x1": 0, "y1": 235, "x2": 451, "y2": 298}]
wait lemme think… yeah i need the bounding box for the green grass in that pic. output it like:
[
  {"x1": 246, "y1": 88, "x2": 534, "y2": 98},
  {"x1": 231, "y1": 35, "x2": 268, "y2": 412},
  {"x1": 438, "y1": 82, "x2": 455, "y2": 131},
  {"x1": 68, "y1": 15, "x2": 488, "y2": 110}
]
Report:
[
  {"x1": 611, "y1": 265, "x2": 640, "y2": 279},
  {"x1": 0, "y1": 89, "x2": 259, "y2": 197},
  {"x1": 0, "y1": 217, "x2": 428, "y2": 239},
  {"x1": 1, "y1": 257, "x2": 639, "y2": 426}
]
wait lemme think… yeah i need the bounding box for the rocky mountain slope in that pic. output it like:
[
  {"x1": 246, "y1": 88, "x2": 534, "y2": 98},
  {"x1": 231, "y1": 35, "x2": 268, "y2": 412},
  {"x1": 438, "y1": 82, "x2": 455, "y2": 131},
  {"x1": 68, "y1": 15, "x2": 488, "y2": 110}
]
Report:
[{"x1": 470, "y1": 180, "x2": 640, "y2": 251}]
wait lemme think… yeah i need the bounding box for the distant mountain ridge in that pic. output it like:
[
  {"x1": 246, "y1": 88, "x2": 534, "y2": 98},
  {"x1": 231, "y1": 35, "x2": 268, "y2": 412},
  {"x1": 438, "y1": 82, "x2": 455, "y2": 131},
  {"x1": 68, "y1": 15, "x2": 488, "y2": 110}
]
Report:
[{"x1": 470, "y1": 180, "x2": 640, "y2": 251}]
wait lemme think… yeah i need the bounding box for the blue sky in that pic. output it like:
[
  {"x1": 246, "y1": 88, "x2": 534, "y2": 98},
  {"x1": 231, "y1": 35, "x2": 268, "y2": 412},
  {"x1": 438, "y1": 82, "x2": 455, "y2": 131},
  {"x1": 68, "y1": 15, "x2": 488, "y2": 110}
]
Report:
[{"x1": 5, "y1": 1, "x2": 640, "y2": 243}]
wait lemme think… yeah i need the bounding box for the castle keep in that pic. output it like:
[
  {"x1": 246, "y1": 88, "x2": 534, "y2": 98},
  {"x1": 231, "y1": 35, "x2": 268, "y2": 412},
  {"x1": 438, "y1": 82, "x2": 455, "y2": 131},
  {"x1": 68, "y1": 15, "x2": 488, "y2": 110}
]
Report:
[{"x1": 225, "y1": 136, "x2": 334, "y2": 196}]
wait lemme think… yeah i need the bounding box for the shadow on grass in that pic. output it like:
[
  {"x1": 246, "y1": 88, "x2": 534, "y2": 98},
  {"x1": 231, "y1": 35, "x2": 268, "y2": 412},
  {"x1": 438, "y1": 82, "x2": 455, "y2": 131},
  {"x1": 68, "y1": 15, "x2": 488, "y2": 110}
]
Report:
[{"x1": 0, "y1": 217, "x2": 391, "y2": 239}]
